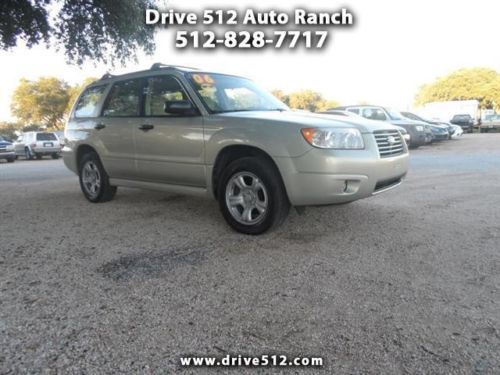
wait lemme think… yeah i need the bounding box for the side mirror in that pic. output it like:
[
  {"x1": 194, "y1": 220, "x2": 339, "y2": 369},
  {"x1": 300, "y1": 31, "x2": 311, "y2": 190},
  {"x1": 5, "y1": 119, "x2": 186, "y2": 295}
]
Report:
[{"x1": 164, "y1": 100, "x2": 198, "y2": 115}]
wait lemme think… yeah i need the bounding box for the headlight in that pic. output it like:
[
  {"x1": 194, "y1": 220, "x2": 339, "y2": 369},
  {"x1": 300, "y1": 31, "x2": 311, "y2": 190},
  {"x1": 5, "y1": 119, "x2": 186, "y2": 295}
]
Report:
[
  {"x1": 5, "y1": 145, "x2": 14, "y2": 151},
  {"x1": 415, "y1": 125, "x2": 424, "y2": 132},
  {"x1": 301, "y1": 128, "x2": 364, "y2": 149}
]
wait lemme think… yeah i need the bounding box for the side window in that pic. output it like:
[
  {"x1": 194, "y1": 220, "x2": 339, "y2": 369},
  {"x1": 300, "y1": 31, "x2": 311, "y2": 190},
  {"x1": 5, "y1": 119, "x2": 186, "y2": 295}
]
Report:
[
  {"x1": 347, "y1": 108, "x2": 360, "y2": 114},
  {"x1": 74, "y1": 85, "x2": 107, "y2": 118},
  {"x1": 145, "y1": 75, "x2": 193, "y2": 116},
  {"x1": 102, "y1": 79, "x2": 143, "y2": 117}
]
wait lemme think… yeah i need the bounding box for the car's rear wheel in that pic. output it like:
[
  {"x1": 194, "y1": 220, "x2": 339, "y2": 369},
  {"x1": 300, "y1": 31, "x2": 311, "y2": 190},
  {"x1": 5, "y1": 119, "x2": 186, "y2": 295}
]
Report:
[
  {"x1": 218, "y1": 156, "x2": 289, "y2": 235},
  {"x1": 51, "y1": 153, "x2": 60, "y2": 159},
  {"x1": 7, "y1": 157, "x2": 14, "y2": 163},
  {"x1": 79, "y1": 152, "x2": 117, "y2": 203},
  {"x1": 36, "y1": 154, "x2": 42, "y2": 160}
]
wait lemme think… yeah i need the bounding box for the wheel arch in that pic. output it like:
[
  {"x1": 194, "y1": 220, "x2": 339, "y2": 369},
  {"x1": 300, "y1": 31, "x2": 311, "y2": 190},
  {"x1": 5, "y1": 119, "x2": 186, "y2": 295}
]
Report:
[
  {"x1": 211, "y1": 144, "x2": 289, "y2": 201},
  {"x1": 76, "y1": 144, "x2": 98, "y2": 172}
]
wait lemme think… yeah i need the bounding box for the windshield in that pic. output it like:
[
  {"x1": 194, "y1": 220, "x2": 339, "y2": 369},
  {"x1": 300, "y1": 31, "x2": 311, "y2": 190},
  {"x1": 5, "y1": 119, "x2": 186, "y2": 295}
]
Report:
[
  {"x1": 386, "y1": 108, "x2": 405, "y2": 120},
  {"x1": 186, "y1": 73, "x2": 288, "y2": 113},
  {"x1": 0, "y1": 135, "x2": 9, "y2": 142}
]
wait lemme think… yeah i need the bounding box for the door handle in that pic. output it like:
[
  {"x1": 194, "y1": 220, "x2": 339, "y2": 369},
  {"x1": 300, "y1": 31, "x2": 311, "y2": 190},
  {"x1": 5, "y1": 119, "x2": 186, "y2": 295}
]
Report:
[
  {"x1": 94, "y1": 123, "x2": 106, "y2": 130},
  {"x1": 139, "y1": 124, "x2": 154, "y2": 131}
]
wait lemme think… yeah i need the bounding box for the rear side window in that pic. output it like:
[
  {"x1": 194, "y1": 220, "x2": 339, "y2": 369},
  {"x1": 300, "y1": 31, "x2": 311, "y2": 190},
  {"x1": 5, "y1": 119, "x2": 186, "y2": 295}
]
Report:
[
  {"x1": 74, "y1": 85, "x2": 106, "y2": 118},
  {"x1": 347, "y1": 108, "x2": 360, "y2": 114},
  {"x1": 102, "y1": 79, "x2": 143, "y2": 117},
  {"x1": 36, "y1": 133, "x2": 57, "y2": 141}
]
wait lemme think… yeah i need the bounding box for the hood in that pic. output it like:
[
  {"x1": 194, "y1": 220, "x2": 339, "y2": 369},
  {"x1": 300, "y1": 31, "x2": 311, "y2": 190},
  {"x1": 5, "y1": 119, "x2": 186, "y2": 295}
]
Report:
[
  {"x1": 390, "y1": 118, "x2": 428, "y2": 127},
  {"x1": 215, "y1": 110, "x2": 400, "y2": 133},
  {"x1": 0, "y1": 141, "x2": 13, "y2": 147}
]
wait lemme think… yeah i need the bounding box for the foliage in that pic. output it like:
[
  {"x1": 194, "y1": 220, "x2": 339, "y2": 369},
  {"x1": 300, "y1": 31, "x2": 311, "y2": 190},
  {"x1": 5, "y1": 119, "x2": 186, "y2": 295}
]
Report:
[
  {"x1": 11, "y1": 77, "x2": 70, "y2": 130},
  {"x1": 415, "y1": 68, "x2": 500, "y2": 110},
  {"x1": 271, "y1": 90, "x2": 290, "y2": 106},
  {"x1": 274, "y1": 90, "x2": 339, "y2": 112},
  {"x1": 10, "y1": 76, "x2": 96, "y2": 130},
  {"x1": 0, "y1": 122, "x2": 43, "y2": 139},
  {"x1": 0, "y1": 122, "x2": 21, "y2": 139},
  {"x1": 317, "y1": 99, "x2": 340, "y2": 112},
  {"x1": 0, "y1": 0, "x2": 157, "y2": 65},
  {"x1": 288, "y1": 90, "x2": 324, "y2": 112}
]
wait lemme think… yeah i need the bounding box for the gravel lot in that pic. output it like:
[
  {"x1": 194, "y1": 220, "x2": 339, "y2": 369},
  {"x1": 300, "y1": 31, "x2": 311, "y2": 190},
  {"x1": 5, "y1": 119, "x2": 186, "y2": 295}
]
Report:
[{"x1": 1, "y1": 134, "x2": 499, "y2": 374}]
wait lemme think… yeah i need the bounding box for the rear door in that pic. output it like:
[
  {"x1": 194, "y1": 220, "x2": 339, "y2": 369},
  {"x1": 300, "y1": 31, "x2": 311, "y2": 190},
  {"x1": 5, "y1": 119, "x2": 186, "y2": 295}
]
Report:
[
  {"x1": 95, "y1": 79, "x2": 144, "y2": 179},
  {"x1": 133, "y1": 74, "x2": 205, "y2": 186}
]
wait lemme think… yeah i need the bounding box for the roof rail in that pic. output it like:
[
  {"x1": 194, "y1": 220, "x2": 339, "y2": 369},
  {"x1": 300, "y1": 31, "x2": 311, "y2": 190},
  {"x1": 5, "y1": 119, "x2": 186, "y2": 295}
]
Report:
[{"x1": 150, "y1": 63, "x2": 199, "y2": 71}]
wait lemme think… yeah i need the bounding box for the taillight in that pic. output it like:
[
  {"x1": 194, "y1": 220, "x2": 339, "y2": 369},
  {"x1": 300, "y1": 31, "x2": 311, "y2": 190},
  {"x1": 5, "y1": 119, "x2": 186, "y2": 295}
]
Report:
[{"x1": 31, "y1": 143, "x2": 37, "y2": 147}]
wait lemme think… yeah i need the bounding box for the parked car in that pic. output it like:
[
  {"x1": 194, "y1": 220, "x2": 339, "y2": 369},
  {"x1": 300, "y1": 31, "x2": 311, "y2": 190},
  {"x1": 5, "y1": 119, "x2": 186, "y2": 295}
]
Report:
[
  {"x1": 334, "y1": 105, "x2": 429, "y2": 148},
  {"x1": 14, "y1": 131, "x2": 62, "y2": 160},
  {"x1": 0, "y1": 135, "x2": 15, "y2": 163},
  {"x1": 480, "y1": 114, "x2": 500, "y2": 133},
  {"x1": 428, "y1": 124, "x2": 449, "y2": 141},
  {"x1": 401, "y1": 111, "x2": 454, "y2": 138},
  {"x1": 63, "y1": 64, "x2": 409, "y2": 234},
  {"x1": 450, "y1": 114, "x2": 474, "y2": 133},
  {"x1": 318, "y1": 109, "x2": 411, "y2": 144}
]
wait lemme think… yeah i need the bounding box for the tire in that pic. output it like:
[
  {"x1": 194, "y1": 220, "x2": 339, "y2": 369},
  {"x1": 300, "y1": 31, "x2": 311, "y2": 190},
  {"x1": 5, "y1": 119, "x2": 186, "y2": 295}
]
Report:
[
  {"x1": 51, "y1": 153, "x2": 60, "y2": 159},
  {"x1": 25, "y1": 148, "x2": 33, "y2": 160},
  {"x1": 218, "y1": 156, "x2": 290, "y2": 235},
  {"x1": 36, "y1": 154, "x2": 42, "y2": 160},
  {"x1": 78, "y1": 151, "x2": 117, "y2": 203},
  {"x1": 7, "y1": 157, "x2": 15, "y2": 163}
]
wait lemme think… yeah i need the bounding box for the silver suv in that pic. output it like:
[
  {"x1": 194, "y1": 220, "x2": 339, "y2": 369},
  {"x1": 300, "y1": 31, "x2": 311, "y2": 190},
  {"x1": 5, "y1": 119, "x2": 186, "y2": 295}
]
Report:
[
  {"x1": 63, "y1": 64, "x2": 409, "y2": 234},
  {"x1": 15, "y1": 131, "x2": 62, "y2": 160}
]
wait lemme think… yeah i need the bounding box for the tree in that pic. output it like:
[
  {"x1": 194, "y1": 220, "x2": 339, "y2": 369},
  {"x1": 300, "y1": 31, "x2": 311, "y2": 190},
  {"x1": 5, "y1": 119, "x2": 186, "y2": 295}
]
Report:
[
  {"x1": 317, "y1": 99, "x2": 340, "y2": 112},
  {"x1": 415, "y1": 68, "x2": 500, "y2": 110},
  {"x1": 0, "y1": 0, "x2": 156, "y2": 65},
  {"x1": 272, "y1": 89, "x2": 339, "y2": 112},
  {"x1": 0, "y1": 121, "x2": 20, "y2": 140},
  {"x1": 11, "y1": 77, "x2": 70, "y2": 130},
  {"x1": 271, "y1": 89, "x2": 290, "y2": 106},
  {"x1": 288, "y1": 90, "x2": 325, "y2": 112}
]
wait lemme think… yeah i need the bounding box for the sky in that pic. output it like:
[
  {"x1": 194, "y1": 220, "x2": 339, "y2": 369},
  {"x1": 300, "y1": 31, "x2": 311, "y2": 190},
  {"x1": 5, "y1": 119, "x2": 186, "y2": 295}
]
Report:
[{"x1": 1, "y1": 0, "x2": 499, "y2": 122}]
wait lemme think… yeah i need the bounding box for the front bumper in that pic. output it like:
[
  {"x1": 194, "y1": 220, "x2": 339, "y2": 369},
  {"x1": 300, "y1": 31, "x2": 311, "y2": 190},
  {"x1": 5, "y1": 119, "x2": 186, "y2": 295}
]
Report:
[
  {"x1": 274, "y1": 135, "x2": 409, "y2": 206},
  {"x1": 0, "y1": 151, "x2": 15, "y2": 160},
  {"x1": 411, "y1": 132, "x2": 427, "y2": 146},
  {"x1": 432, "y1": 133, "x2": 449, "y2": 141}
]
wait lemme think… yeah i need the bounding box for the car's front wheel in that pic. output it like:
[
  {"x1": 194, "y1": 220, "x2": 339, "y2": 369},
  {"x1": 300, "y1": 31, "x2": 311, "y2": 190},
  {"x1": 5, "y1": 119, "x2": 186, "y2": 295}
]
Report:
[
  {"x1": 218, "y1": 157, "x2": 289, "y2": 235},
  {"x1": 7, "y1": 157, "x2": 14, "y2": 163},
  {"x1": 79, "y1": 152, "x2": 117, "y2": 203},
  {"x1": 51, "y1": 153, "x2": 60, "y2": 159}
]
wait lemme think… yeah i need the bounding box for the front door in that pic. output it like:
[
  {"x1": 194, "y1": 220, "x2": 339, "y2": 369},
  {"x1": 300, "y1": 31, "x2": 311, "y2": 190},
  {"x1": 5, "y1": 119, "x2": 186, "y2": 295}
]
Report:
[{"x1": 134, "y1": 75, "x2": 205, "y2": 187}]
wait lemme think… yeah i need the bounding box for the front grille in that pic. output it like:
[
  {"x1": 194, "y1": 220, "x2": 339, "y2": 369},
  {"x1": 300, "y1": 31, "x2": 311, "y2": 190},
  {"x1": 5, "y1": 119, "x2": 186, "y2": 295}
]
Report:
[{"x1": 374, "y1": 130, "x2": 405, "y2": 157}]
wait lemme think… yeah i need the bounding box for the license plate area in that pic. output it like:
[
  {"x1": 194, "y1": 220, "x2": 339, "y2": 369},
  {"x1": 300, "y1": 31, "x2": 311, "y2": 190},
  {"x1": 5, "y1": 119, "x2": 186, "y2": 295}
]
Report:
[{"x1": 43, "y1": 142, "x2": 53, "y2": 147}]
